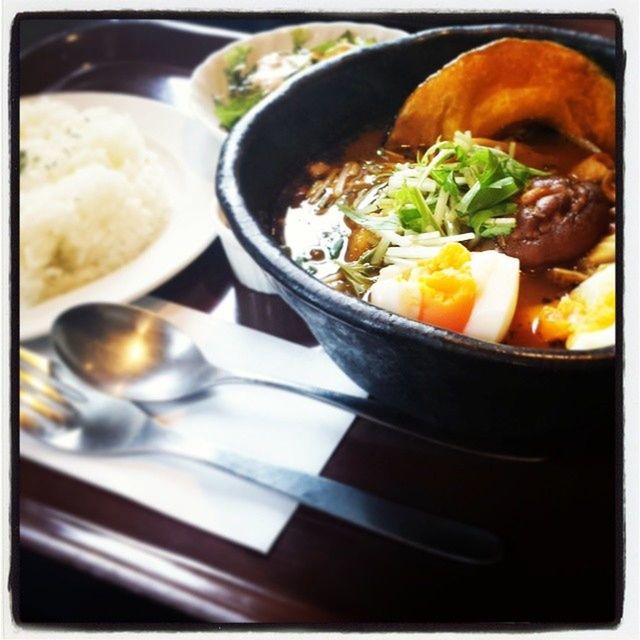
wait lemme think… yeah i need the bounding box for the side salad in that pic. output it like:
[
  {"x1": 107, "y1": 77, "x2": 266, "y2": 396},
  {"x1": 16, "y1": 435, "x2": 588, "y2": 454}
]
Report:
[{"x1": 214, "y1": 29, "x2": 377, "y2": 130}]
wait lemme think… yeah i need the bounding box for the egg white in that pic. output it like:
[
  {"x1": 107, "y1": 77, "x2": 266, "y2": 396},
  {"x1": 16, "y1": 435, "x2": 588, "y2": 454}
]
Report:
[
  {"x1": 463, "y1": 251, "x2": 520, "y2": 343},
  {"x1": 566, "y1": 263, "x2": 615, "y2": 350}
]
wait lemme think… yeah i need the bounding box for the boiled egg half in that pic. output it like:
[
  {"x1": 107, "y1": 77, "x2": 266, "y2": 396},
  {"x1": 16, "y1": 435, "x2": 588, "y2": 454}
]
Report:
[
  {"x1": 537, "y1": 263, "x2": 615, "y2": 350},
  {"x1": 369, "y1": 242, "x2": 520, "y2": 342}
]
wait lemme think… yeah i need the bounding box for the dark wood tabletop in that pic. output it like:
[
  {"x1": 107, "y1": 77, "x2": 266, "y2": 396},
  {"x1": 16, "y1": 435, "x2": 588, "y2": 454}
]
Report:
[{"x1": 14, "y1": 14, "x2": 622, "y2": 628}]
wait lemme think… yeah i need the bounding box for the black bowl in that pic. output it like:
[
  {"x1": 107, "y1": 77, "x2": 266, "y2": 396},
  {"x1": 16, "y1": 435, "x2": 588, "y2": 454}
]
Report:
[{"x1": 216, "y1": 24, "x2": 617, "y2": 455}]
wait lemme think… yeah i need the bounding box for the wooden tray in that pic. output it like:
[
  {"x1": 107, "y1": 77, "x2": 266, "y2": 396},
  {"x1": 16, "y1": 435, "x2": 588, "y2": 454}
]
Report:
[{"x1": 16, "y1": 17, "x2": 621, "y2": 626}]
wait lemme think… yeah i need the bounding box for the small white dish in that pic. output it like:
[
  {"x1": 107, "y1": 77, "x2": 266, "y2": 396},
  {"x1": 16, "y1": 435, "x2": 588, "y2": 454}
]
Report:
[
  {"x1": 189, "y1": 21, "x2": 407, "y2": 140},
  {"x1": 20, "y1": 91, "x2": 220, "y2": 341}
]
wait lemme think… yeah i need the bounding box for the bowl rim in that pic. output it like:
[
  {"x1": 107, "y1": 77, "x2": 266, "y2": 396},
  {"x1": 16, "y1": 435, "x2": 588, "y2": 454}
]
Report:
[{"x1": 216, "y1": 22, "x2": 618, "y2": 369}]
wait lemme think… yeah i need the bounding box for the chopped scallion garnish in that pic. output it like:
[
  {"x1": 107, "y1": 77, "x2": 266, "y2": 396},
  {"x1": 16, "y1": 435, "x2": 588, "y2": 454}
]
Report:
[
  {"x1": 338, "y1": 249, "x2": 379, "y2": 296},
  {"x1": 335, "y1": 132, "x2": 545, "y2": 249}
]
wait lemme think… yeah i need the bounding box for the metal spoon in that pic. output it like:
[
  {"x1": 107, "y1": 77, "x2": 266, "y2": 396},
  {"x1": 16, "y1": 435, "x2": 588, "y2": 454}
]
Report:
[
  {"x1": 51, "y1": 302, "x2": 434, "y2": 433},
  {"x1": 50, "y1": 303, "x2": 547, "y2": 462}
]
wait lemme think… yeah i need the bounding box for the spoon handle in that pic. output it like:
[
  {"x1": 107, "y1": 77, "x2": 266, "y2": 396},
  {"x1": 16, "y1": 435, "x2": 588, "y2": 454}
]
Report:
[
  {"x1": 158, "y1": 431, "x2": 501, "y2": 564},
  {"x1": 211, "y1": 375, "x2": 546, "y2": 462},
  {"x1": 215, "y1": 375, "x2": 424, "y2": 435}
]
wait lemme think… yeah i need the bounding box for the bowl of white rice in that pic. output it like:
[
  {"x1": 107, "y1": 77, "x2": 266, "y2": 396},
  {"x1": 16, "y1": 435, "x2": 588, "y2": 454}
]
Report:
[{"x1": 20, "y1": 97, "x2": 170, "y2": 308}]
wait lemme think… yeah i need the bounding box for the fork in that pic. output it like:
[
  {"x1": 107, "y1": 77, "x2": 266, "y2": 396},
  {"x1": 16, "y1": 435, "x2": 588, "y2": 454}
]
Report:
[{"x1": 19, "y1": 347, "x2": 502, "y2": 564}]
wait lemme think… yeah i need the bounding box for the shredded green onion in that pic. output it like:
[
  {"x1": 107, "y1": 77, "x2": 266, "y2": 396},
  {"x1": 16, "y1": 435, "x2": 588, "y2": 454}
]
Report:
[
  {"x1": 337, "y1": 249, "x2": 379, "y2": 296},
  {"x1": 342, "y1": 131, "x2": 546, "y2": 249}
]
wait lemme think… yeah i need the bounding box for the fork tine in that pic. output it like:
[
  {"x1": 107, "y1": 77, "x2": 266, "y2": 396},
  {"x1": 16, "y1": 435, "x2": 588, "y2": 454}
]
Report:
[
  {"x1": 19, "y1": 347, "x2": 87, "y2": 403},
  {"x1": 19, "y1": 374, "x2": 77, "y2": 422},
  {"x1": 19, "y1": 398, "x2": 67, "y2": 435},
  {"x1": 19, "y1": 346, "x2": 49, "y2": 372},
  {"x1": 19, "y1": 346, "x2": 84, "y2": 428},
  {"x1": 20, "y1": 366, "x2": 66, "y2": 404}
]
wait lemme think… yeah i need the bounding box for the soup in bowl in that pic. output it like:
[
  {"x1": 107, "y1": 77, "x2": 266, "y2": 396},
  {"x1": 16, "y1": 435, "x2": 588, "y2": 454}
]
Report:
[{"x1": 216, "y1": 24, "x2": 618, "y2": 455}]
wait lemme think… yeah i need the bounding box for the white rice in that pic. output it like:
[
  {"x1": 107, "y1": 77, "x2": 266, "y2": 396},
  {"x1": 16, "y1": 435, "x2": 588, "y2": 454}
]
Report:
[{"x1": 20, "y1": 98, "x2": 170, "y2": 306}]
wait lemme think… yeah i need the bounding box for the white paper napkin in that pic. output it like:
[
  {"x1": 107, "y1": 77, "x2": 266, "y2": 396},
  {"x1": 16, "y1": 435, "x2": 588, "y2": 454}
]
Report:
[{"x1": 20, "y1": 296, "x2": 366, "y2": 553}]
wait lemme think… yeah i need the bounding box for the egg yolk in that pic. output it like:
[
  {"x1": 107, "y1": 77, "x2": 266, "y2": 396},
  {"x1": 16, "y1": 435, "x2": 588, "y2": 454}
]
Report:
[
  {"x1": 537, "y1": 288, "x2": 615, "y2": 345},
  {"x1": 411, "y1": 243, "x2": 476, "y2": 333}
]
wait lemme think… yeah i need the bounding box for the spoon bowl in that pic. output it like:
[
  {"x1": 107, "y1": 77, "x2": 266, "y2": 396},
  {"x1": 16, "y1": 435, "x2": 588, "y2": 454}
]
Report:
[
  {"x1": 52, "y1": 303, "x2": 215, "y2": 402},
  {"x1": 44, "y1": 386, "x2": 152, "y2": 453}
]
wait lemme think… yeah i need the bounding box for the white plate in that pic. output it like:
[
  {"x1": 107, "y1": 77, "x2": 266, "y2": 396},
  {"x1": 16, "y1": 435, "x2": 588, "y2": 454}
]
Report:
[
  {"x1": 19, "y1": 92, "x2": 220, "y2": 341},
  {"x1": 189, "y1": 21, "x2": 407, "y2": 140}
]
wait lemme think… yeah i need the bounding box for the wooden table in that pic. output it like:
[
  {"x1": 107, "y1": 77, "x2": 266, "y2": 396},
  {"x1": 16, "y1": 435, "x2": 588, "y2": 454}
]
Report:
[{"x1": 15, "y1": 15, "x2": 621, "y2": 626}]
